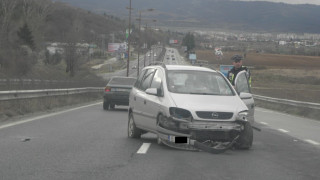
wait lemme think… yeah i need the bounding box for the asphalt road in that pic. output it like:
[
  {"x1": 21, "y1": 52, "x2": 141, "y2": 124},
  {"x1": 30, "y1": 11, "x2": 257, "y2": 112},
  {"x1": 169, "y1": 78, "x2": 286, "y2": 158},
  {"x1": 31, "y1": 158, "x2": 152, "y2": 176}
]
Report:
[
  {"x1": 1, "y1": 48, "x2": 319, "y2": 180},
  {"x1": 0, "y1": 102, "x2": 319, "y2": 180}
]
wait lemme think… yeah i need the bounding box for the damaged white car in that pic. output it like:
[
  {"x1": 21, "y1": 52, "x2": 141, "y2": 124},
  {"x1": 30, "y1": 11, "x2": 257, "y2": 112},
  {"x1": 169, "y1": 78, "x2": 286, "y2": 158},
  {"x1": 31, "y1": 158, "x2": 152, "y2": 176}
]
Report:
[{"x1": 128, "y1": 64, "x2": 256, "y2": 154}]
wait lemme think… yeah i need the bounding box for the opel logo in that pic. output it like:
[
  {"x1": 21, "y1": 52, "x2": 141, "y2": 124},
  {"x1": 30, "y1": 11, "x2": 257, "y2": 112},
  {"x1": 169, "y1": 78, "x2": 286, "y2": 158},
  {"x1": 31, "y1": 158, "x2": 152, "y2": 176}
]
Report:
[{"x1": 211, "y1": 112, "x2": 219, "y2": 118}]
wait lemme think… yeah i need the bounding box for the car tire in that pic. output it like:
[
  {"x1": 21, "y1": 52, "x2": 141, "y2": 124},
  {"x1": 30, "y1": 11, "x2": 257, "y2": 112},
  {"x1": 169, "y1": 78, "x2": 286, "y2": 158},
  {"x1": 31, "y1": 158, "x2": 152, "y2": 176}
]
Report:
[
  {"x1": 128, "y1": 113, "x2": 141, "y2": 138},
  {"x1": 103, "y1": 101, "x2": 109, "y2": 110},
  {"x1": 235, "y1": 122, "x2": 253, "y2": 149},
  {"x1": 110, "y1": 104, "x2": 115, "y2": 109}
]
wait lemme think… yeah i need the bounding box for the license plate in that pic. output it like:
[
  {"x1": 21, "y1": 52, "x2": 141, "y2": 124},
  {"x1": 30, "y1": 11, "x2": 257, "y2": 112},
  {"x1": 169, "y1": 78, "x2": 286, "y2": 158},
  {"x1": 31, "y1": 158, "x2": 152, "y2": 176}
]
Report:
[
  {"x1": 111, "y1": 88, "x2": 130, "y2": 92},
  {"x1": 168, "y1": 135, "x2": 189, "y2": 144}
]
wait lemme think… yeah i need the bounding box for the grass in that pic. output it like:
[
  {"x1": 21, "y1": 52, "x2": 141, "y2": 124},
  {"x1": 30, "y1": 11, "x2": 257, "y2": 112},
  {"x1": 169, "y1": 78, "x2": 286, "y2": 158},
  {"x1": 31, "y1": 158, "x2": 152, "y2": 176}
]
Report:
[{"x1": 196, "y1": 50, "x2": 320, "y2": 103}]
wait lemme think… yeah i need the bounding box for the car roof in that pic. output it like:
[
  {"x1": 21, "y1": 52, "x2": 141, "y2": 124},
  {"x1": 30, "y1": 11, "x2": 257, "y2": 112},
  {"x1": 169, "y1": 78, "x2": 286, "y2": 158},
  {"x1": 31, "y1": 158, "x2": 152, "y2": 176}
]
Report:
[{"x1": 165, "y1": 65, "x2": 216, "y2": 72}]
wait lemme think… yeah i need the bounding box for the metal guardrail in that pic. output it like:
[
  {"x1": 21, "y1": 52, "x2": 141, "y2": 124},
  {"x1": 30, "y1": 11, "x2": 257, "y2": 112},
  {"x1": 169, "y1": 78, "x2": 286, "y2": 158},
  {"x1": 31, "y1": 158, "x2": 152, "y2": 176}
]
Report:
[
  {"x1": 0, "y1": 78, "x2": 105, "y2": 91},
  {"x1": 1, "y1": 87, "x2": 319, "y2": 110},
  {"x1": 0, "y1": 87, "x2": 103, "y2": 101},
  {"x1": 253, "y1": 94, "x2": 320, "y2": 110}
]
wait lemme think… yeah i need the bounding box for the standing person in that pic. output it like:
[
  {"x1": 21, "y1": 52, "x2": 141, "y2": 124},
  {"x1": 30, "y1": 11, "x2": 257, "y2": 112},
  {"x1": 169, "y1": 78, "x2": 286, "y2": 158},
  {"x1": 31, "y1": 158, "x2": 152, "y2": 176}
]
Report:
[{"x1": 227, "y1": 55, "x2": 251, "y2": 86}]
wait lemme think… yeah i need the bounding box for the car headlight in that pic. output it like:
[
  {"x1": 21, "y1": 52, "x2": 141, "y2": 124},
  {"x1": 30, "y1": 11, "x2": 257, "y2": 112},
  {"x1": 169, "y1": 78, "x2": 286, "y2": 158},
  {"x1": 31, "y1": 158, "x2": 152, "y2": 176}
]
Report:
[
  {"x1": 169, "y1": 107, "x2": 193, "y2": 121},
  {"x1": 236, "y1": 111, "x2": 248, "y2": 121}
]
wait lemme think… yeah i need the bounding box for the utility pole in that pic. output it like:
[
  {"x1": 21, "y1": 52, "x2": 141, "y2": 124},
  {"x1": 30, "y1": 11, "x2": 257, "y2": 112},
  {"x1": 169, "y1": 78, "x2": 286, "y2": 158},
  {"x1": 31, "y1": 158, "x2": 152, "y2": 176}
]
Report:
[
  {"x1": 126, "y1": 0, "x2": 132, "y2": 77},
  {"x1": 137, "y1": 11, "x2": 141, "y2": 76}
]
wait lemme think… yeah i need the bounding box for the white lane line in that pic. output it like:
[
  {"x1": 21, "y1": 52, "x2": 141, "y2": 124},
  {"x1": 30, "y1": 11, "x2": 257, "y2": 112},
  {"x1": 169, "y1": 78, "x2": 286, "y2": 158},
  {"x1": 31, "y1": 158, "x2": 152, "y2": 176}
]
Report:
[
  {"x1": 0, "y1": 102, "x2": 102, "y2": 130},
  {"x1": 137, "y1": 143, "x2": 151, "y2": 154},
  {"x1": 259, "y1": 122, "x2": 268, "y2": 125},
  {"x1": 278, "y1": 129, "x2": 289, "y2": 133},
  {"x1": 305, "y1": 139, "x2": 320, "y2": 146}
]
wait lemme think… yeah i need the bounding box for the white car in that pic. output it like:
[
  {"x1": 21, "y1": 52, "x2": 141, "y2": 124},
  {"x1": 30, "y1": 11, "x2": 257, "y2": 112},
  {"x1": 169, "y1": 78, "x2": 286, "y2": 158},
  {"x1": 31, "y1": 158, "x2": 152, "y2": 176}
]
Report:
[{"x1": 128, "y1": 65, "x2": 255, "y2": 153}]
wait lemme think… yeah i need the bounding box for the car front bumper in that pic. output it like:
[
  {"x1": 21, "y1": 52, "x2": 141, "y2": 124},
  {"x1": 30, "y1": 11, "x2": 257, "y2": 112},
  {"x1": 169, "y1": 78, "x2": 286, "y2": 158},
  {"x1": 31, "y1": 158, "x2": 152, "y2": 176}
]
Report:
[{"x1": 156, "y1": 115, "x2": 243, "y2": 146}]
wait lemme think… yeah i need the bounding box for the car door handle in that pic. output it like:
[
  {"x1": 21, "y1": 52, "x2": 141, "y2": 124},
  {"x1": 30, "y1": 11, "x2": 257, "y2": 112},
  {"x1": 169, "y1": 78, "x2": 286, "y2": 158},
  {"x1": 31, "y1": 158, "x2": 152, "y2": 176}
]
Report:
[{"x1": 144, "y1": 100, "x2": 146, "y2": 105}]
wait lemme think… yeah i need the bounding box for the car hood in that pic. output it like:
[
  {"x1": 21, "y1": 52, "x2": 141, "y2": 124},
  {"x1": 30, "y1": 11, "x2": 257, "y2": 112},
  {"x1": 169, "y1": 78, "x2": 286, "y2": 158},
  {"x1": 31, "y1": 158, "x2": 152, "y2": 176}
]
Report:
[{"x1": 169, "y1": 93, "x2": 247, "y2": 113}]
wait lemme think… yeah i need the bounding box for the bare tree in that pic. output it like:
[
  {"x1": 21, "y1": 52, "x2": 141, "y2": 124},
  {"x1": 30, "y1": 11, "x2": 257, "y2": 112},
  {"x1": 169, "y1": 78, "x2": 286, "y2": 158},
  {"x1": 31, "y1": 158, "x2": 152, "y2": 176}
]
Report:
[
  {"x1": 21, "y1": 0, "x2": 53, "y2": 49},
  {"x1": 64, "y1": 13, "x2": 83, "y2": 77},
  {"x1": 0, "y1": 0, "x2": 17, "y2": 48}
]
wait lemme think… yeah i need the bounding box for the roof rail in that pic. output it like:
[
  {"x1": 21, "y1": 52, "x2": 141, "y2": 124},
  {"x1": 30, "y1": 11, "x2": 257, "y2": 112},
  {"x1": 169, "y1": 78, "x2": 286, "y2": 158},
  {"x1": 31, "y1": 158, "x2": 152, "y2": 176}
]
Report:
[{"x1": 148, "y1": 62, "x2": 166, "y2": 69}]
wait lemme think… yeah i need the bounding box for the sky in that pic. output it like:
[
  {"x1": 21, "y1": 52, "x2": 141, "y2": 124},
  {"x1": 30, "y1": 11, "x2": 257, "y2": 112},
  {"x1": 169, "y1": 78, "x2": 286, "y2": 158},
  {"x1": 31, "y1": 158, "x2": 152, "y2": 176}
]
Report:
[{"x1": 237, "y1": 0, "x2": 320, "y2": 5}]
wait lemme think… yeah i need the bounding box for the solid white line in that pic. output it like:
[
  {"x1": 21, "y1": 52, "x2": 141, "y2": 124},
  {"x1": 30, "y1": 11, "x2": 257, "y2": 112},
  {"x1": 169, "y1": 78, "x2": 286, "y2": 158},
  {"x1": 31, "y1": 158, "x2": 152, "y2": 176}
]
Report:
[
  {"x1": 259, "y1": 122, "x2": 268, "y2": 125},
  {"x1": 278, "y1": 128, "x2": 289, "y2": 133},
  {"x1": 0, "y1": 102, "x2": 102, "y2": 130},
  {"x1": 137, "y1": 143, "x2": 151, "y2": 154},
  {"x1": 305, "y1": 139, "x2": 320, "y2": 146}
]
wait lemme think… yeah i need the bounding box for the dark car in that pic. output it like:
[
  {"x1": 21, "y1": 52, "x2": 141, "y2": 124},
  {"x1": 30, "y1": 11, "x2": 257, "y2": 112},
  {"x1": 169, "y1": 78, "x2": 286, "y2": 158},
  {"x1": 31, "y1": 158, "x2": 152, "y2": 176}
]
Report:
[{"x1": 103, "y1": 76, "x2": 136, "y2": 110}]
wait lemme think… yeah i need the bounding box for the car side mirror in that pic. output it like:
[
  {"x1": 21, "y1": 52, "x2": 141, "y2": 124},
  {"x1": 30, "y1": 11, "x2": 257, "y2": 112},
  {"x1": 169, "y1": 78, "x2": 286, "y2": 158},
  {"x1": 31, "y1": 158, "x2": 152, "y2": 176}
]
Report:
[
  {"x1": 239, "y1": 92, "x2": 253, "y2": 100},
  {"x1": 146, "y1": 88, "x2": 163, "y2": 97},
  {"x1": 146, "y1": 88, "x2": 158, "y2": 96}
]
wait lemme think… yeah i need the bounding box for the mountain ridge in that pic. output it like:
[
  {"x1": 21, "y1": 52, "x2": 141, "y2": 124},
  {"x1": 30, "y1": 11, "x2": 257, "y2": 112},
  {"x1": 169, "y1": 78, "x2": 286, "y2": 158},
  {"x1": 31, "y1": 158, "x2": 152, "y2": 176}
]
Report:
[{"x1": 54, "y1": 0, "x2": 320, "y2": 33}]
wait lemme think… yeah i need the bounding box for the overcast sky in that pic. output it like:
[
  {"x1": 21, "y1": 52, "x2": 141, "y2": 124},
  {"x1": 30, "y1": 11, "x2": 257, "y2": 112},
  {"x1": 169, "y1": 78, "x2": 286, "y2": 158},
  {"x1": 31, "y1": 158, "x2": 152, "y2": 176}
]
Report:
[{"x1": 237, "y1": 0, "x2": 320, "y2": 5}]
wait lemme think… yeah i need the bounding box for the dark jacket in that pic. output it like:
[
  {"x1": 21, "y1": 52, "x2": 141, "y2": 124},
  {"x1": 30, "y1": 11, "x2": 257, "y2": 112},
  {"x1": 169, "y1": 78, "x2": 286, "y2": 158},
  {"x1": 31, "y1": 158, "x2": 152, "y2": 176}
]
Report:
[{"x1": 227, "y1": 66, "x2": 251, "y2": 86}]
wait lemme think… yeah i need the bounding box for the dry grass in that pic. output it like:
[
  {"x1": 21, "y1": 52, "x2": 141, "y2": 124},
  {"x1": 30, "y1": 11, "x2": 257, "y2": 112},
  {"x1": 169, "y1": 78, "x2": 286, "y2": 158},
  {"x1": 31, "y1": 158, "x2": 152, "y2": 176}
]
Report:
[{"x1": 196, "y1": 50, "x2": 320, "y2": 103}]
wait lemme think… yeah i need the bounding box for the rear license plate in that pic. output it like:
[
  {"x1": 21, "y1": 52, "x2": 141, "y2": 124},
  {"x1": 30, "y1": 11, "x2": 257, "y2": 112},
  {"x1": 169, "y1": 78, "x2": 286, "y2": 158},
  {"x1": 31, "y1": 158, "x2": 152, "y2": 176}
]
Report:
[{"x1": 111, "y1": 88, "x2": 130, "y2": 92}]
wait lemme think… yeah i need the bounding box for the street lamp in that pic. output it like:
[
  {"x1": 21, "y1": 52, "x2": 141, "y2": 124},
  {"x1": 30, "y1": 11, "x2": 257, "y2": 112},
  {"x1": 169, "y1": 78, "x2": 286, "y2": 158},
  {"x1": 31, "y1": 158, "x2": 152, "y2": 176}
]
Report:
[
  {"x1": 126, "y1": 0, "x2": 132, "y2": 77},
  {"x1": 136, "y1": 8, "x2": 154, "y2": 76}
]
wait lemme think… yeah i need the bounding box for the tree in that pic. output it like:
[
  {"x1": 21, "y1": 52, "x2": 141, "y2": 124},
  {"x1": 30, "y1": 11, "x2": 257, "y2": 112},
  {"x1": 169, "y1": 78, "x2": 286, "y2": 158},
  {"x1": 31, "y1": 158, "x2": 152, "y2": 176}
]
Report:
[
  {"x1": 182, "y1": 32, "x2": 195, "y2": 53},
  {"x1": 17, "y1": 23, "x2": 35, "y2": 50},
  {"x1": 0, "y1": 0, "x2": 18, "y2": 48}
]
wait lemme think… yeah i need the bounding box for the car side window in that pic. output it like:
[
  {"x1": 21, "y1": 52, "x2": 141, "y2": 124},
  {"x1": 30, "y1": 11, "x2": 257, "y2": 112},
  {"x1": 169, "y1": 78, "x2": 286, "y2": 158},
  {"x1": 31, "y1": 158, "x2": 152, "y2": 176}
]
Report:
[
  {"x1": 134, "y1": 69, "x2": 146, "y2": 89},
  {"x1": 140, "y1": 69, "x2": 156, "y2": 91},
  {"x1": 235, "y1": 71, "x2": 250, "y2": 93}
]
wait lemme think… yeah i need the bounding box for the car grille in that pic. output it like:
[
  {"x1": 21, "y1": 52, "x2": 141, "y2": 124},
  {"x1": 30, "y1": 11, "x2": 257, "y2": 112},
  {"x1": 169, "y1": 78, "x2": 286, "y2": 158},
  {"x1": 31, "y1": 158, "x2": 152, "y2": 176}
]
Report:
[{"x1": 196, "y1": 111, "x2": 233, "y2": 120}]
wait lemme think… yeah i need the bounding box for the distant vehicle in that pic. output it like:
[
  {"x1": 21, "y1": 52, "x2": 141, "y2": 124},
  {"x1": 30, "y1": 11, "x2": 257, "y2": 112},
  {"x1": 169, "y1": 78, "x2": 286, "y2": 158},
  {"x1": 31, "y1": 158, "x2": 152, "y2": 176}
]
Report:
[
  {"x1": 103, "y1": 76, "x2": 137, "y2": 110},
  {"x1": 132, "y1": 65, "x2": 137, "y2": 69},
  {"x1": 154, "y1": 53, "x2": 157, "y2": 57},
  {"x1": 215, "y1": 48, "x2": 223, "y2": 56},
  {"x1": 147, "y1": 53, "x2": 150, "y2": 57},
  {"x1": 172, "y1": 57, "x2": 175, "y2": 60},
  {"x1": 128, "y1": 65, "x2": 255, "y2": 153}
]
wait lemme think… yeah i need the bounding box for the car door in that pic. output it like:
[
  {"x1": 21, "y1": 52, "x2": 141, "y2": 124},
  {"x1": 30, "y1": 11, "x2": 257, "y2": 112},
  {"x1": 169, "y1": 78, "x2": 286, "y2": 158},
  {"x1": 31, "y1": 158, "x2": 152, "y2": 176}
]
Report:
[
  {"x1": 235, "y1": 70, "x2": 255, "y2": 124},
  {"x1": 134, "y1": 68, "x2": 156, "y2": 130},
  {"x1": 143, "y1": 68, "x2": 165, "y2": 130},
  {"x1": 130, "y1": 69, "x2": 147, "y2": 128}
]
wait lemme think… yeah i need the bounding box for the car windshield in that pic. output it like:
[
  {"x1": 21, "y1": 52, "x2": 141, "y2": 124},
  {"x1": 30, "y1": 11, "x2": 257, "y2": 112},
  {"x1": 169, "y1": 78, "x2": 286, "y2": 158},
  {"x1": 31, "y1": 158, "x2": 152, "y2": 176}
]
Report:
[
  {"x1": 108, "y1": 77, "x2": 136, "y2": 86},
  {"x1": 166, "y1": 70, "x2": 234, "y2": 96}
]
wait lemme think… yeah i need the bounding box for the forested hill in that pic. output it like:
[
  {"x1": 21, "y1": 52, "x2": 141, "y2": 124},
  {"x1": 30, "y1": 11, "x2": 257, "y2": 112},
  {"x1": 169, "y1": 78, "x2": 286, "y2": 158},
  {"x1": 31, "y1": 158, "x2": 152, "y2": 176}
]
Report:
[{"x1": 57, "y1": 0, "x2": 320, "y2": 33}]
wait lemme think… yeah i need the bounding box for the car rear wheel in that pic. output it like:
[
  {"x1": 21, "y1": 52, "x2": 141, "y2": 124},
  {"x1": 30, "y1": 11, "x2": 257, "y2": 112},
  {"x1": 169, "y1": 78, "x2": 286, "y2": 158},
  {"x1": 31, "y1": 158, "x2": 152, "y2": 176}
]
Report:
[
  {"x1": 235, "y1": 122, "x2": 253, "y2": 149},
  {"x1": 103, "y1": 101, "x2": 109, "y2": 110},
  {"x1": 128, "y1": 113, "x2": 141, "y2": 138}
]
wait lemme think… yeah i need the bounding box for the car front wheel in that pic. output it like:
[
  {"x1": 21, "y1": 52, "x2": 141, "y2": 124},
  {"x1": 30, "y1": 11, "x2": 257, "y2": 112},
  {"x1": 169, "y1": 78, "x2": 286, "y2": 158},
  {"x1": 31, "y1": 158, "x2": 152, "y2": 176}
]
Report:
[
  {"x1": 235, "y1": 122, "x2": 253, "y2": 149},
  {"x1": 128, "y1": 113, "x2": 141, "y2": 138}
]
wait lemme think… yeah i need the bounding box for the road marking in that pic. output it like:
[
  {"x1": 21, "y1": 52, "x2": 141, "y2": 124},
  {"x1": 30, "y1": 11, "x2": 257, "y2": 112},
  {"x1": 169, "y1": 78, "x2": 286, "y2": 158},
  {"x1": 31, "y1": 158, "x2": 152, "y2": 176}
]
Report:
[
  {"x1": 278, "y1": 129, "x2": 289, "y2": 133},
  {"x1": 0, "y1": 102, "x2": 102, "y2": 130},
  {"x1": 137, "y1": 143, "x2": 151, "y2": 154},
  {"x1": 305, "y1": 139, "x2": 320, "y2": 146},
  {"x1": 259, "y1": 122, "x2": 268, "y2": 125}
]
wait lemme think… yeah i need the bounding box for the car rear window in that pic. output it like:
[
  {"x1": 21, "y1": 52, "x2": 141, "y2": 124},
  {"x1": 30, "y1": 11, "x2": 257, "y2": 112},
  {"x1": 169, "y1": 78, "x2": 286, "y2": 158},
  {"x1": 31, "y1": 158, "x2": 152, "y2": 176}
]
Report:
[{"x1": 109, "y1": 77, "x2": 136, "y2": 86}]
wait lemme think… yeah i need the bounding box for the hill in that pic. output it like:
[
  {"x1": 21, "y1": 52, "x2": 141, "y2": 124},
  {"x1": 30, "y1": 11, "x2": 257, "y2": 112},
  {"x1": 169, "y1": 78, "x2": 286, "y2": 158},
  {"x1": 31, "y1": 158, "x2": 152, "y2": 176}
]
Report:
[{"x1": 56, "y1": 0, "x2": 320, "y2": 33}]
